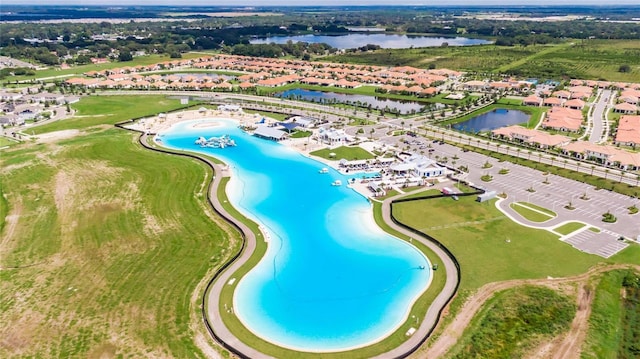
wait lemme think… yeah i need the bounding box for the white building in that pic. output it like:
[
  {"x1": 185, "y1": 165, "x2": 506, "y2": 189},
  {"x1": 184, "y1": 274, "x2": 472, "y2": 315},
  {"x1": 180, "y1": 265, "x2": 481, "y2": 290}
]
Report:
[
  {"x1": 288, "y1": 115, "x2": 317, "y2": 128},
  {"x1": 390, "y1": 154, "x2": 446, "y2": 178},
  {"x1": 317, "y1": 127, "x2": 352, "y2": 145}
]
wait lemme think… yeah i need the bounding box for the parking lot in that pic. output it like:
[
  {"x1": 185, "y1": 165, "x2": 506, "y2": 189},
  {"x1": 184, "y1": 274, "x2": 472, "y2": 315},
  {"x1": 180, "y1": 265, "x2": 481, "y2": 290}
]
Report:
[{"x1": 365, "y1": 132, "x2": 639, "y2": 258}]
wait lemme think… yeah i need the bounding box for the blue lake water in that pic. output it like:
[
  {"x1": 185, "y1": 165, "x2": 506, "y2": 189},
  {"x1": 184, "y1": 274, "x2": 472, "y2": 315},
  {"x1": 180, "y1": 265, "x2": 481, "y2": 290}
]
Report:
[
  {"x1": 251, "y1": 33, "x2": 492, "y2": 49},
  {"x1": 453, "y1": 108, "x2": 530, "y2": 133},
  {"x1": 275, "y1": 88, "x2": 436, "y2": 114},
  {"x1": 160, "y1": 119, "x2": 431, "y2": 352}
]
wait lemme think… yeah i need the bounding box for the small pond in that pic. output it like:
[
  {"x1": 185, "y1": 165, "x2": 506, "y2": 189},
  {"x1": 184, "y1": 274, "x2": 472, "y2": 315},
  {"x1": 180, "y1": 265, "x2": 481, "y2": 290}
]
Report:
[
  {"x1": 275, "y1": 88, "x2": 440, "y2": 114},
  {"x1": 453, "y1": 108, "x2": 530, "y2": 133}
]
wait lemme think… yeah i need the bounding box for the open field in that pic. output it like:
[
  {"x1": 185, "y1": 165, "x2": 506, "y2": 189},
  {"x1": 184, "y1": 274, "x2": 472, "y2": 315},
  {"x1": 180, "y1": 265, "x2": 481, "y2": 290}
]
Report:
[
  {"x1": 392, "y1": 195, "x2": 638, "y2": 292},
  {"x1": 31, "y1": 95, "x2": 194, "y2": 134},
  {"x1": 444, "y1": 285, "x2": 575, "y2": 358},
  {"x1": 325, "y1": 40, "x2": 640, "y2": 82},
  {"x1": 0, "y1": 127, "x2": 236, "y2": 358}
]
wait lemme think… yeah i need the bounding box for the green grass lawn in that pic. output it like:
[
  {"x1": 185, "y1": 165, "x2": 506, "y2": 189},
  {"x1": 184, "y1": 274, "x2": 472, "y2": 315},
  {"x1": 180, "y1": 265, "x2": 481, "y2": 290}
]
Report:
[
  {"x1": 510, "y1": 202, "x2": 556, "y2": 222},
  {"x1": 554, "y1": 222, "x2": 586, "y2": 235},
  {"x1": 0, "y1": 137, "x2": 20, "y2": 147},
  {"x1": 0, "y1": 128, "x2": 236, "y2": 357},
  {"x1": 289, "y1": 130, "x2": 312, "y2": 138},
  {"x1": 392, "y1": 195, "x2": 602, "y2": 291},
  {"x1": 445, "y1": 285, "x2": 575, "y2": 359},
  {"x1": 310, "y1": 146, "x2": 375, "y2": 161},
  {"x1": 30, "y1": 95, "x2": 194, "y2": 134}
]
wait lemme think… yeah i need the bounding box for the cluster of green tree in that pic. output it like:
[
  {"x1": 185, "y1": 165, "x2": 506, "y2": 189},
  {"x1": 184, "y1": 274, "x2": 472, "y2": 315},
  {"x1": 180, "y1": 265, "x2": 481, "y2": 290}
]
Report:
[
  {"x1": 0, "y1": 67, "x2": 36, "y2": 80},
  {"x1": 226, "y1": 41, "x2": 336, "y2": 59}
]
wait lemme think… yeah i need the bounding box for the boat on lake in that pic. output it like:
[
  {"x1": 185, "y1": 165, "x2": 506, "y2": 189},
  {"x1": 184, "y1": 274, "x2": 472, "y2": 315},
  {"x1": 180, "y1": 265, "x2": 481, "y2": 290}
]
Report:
[
  {"x1": 319, "y1": 168, "x2": 329, "y2": 174},
  {"x1": 331, "y1": 180, "x2": 342, "y2": 186}
]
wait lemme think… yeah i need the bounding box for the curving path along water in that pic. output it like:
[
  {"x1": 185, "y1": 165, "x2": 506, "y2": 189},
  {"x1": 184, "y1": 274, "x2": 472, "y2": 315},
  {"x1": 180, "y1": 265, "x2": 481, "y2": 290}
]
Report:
[{"x1": 116, "y1": 122, "x2": 459, "y2": 358}]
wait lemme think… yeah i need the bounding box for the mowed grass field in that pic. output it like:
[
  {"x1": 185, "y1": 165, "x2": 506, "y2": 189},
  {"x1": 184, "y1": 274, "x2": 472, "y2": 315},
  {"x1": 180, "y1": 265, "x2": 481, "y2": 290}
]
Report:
[
  {"x1": 325, "y1": 40, "x2": 640, "y2": 82},
  {"x1": 31, "y1": 95, "x2": 194, "y2": 135},
  {"x1": 0, "y1": 126, "x2": 237, "y2": 357},
  {"x1": 391, "y1": 195, "x2": 639, "y2": 292}
]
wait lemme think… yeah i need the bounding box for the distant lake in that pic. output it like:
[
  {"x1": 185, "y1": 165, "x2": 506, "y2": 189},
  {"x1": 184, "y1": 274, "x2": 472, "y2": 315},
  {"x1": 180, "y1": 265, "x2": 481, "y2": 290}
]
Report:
[
  {"x1": 250, "y1": 33, "x2": 492, "y2": 49},
  {"x1": 275, "y1": 88, "x2": 441, "y2": 114},
  {"x1": 453, "y1": 108, "x2": 530, "y2": 133}
]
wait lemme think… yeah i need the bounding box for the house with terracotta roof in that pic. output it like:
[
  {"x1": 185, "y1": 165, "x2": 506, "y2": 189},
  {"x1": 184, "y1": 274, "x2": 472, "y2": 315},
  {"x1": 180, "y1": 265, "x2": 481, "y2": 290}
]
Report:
[
  {"x1": 562, "y1": 141, "x2": 640, "y2": 170},
  {"x1": 614, "y1": 115, "x2": 640, "y2": 147},
  {"x1": 619, "y1": 95, "x2": 639, "y2": 105},
  {"x1": 419, "y1": 87, "x2": 439, "y2": 97},
  {"x1": 552, "y1": 90, "x2": 571, "y2": 99},
  {"x1": 564, "y1": 99, "x2": 586, "y2": 110},
  {"x1": 543, "y1": 97, "x2": 564, "y2": 107},
  {"x1": 561, "y1": 142, "x2": 617, "y2": 164},
  {"x1": 542, "y1": 107, "x2": 583, "y2": 132},
  {"x1": 492, "y1": 126, "x2": 572, "y2": 149},
  {"x1": 614, "y1": 103, "x2": 638, "y2": 115},
  {"x1": 523, "y1": 95, "x2": 543, "y2": 106}
]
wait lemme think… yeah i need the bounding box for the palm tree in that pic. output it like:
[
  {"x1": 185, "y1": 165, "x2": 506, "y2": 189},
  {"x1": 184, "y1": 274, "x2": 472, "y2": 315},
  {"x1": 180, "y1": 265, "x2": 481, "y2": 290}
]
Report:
[
  {"x1": 590, "y1": 165, "x2": 596, "y2": 176},
  {"x1": 604, "y1": 169, "x2": 610, "y2": 180},
  {"x1": 619, "y1": 170, "x2": 626, "y2": 183},
  {"x1": 563, "y1": 159, "x2": 568, "y2": 169}
]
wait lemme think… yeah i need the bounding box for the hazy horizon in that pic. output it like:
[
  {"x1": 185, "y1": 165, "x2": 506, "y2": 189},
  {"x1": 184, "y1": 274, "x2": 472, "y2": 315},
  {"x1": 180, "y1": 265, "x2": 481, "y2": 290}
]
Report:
[{"x1": 3, "y1": 0, "x2": 640, "y2": 6}]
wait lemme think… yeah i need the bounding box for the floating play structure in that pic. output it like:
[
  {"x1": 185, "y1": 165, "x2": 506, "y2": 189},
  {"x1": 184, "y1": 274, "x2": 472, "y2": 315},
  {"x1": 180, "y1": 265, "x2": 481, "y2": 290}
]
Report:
[
  {"x1": 195, "y1": 135, "x2": 237, "y2": 148},
  {"x1": 318, "y1": 167, "x2": 329, "y2": 174},
  {"x1": 331, "y1": 180, "x2": 342, "y2": 186}
]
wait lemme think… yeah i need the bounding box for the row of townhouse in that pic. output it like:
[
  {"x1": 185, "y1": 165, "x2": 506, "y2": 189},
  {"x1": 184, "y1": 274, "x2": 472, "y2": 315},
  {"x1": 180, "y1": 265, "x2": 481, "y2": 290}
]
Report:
[{"x1": 492, "y1": 123, "x2": 640, "y2": 171}]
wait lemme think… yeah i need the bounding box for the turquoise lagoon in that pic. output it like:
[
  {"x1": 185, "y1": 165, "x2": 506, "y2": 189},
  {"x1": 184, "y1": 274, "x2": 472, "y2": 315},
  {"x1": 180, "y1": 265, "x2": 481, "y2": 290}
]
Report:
[{"x1": 161, "y1": 118, "x2": 431, "y2": 352}]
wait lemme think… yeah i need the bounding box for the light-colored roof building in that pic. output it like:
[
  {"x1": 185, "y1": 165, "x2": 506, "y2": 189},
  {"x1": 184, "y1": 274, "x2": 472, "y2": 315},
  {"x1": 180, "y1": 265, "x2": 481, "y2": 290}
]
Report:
[{"x1": 253, "y1": 125, "x2": 288, "y2": 141}]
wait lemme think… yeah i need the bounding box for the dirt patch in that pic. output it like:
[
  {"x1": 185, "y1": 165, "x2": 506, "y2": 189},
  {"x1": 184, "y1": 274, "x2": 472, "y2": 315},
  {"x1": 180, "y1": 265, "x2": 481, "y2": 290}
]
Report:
[
  {"x1": 421, "y1": 264, "x2": 640, "y2": 358},
  {"x1": 35, "y1": 129, "x2": 80, "y2": 144},
  {"x1": 87, "y1": 342, "x2": 118, "y2": 359},
  {"x1": 548, "y1": 285, "x2": 594, "y2": 359},
  {"x1": 0, "y1": 201, "x2": 23, "y2": 262}
]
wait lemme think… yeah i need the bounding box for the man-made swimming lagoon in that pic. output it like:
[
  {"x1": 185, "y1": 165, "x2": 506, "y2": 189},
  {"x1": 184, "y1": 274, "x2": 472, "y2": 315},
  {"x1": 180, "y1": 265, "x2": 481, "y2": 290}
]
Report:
[{"x1": 161, "y1": 118, "x2": 431, "y2": 352}]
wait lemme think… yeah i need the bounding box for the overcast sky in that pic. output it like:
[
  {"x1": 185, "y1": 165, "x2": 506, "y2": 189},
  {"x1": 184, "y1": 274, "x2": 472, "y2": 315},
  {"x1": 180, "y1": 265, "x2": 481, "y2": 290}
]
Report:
[{"x1": 5, "y1": 0, "x2": 640, "y2": 5}]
